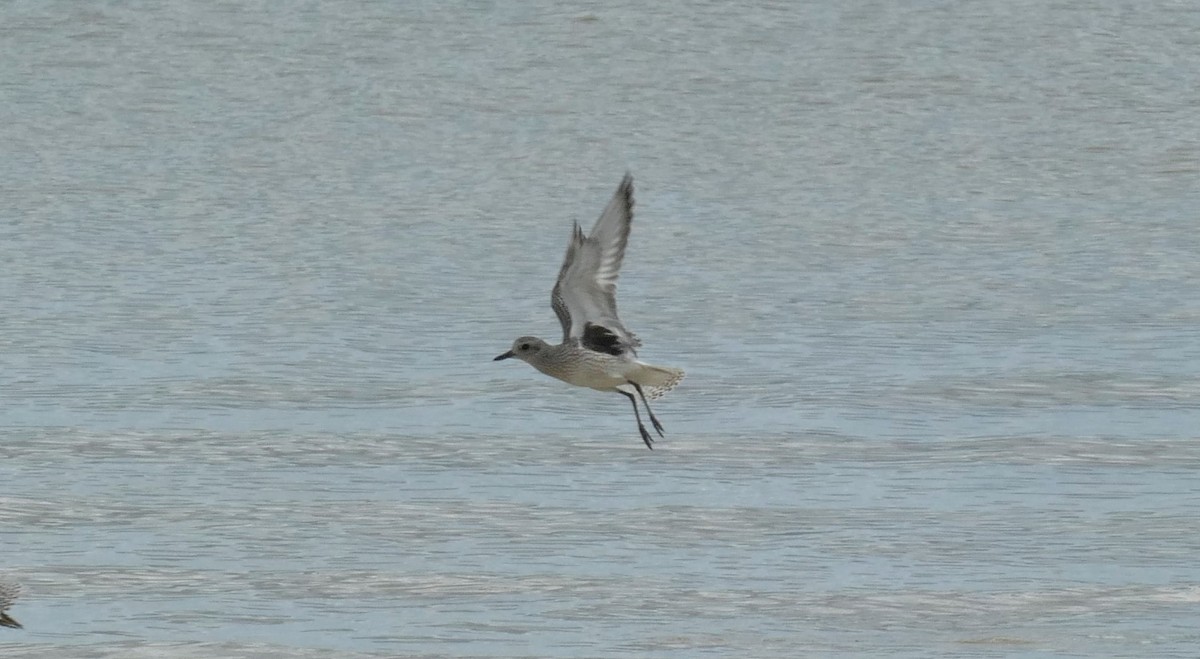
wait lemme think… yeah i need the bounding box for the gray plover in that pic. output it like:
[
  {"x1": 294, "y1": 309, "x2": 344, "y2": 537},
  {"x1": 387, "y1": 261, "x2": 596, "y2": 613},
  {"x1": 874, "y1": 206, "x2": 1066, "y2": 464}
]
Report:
[
  {"x1": 495, "y1": 174, "x2": 684, "y2": 449},
  {"x1": 0, "y1": 580, "x2": 21, "y2": 629}
]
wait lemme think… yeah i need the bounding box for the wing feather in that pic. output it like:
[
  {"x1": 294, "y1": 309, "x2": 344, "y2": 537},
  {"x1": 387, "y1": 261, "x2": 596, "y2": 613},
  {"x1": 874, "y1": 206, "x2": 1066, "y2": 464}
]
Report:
[
  {"x1": 551, "y1": 174, "x2": 642, "y2": 355},
  {"x1": 0, "y1": 580, "x2": 20, "y2": 629}
]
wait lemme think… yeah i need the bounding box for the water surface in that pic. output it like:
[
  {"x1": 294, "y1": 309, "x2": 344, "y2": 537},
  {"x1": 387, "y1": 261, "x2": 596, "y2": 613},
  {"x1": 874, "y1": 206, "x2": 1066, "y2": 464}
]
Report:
[{"x1": 2, "y1": 1, "x2": 1199, "y2": 657}]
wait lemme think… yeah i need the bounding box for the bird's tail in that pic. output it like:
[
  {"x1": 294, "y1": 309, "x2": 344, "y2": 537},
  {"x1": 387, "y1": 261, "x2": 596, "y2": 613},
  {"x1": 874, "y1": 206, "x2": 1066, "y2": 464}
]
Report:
[
  {"x1": 0, "y1": 612, "x2": 21, "y2": 629},
  {"x1": 634, "y1": 363, "x2": 685, "y2": 400}
]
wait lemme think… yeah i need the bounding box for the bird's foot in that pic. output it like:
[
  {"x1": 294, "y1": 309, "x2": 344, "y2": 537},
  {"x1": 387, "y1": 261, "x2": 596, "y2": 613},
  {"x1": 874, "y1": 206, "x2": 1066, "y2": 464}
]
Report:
[
  {"x1": 648, "y1": 413, "x2": 665, "y2": 438},
  {"x1": 637, "y1": 423, "x2": 655, "y2": 450}
]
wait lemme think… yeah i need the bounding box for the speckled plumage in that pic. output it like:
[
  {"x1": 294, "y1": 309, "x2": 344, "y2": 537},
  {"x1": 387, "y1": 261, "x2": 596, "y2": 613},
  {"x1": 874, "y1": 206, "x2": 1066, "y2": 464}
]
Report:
[
  {"x1": 0, "y1": 580, "x2": 22, "y2": 629},
  {"x1": 520, "y1": 339, "x2": 683, "y2": 400},
  {"x1": 496, "y1": 174, "x2": 684, "y2": 449}
]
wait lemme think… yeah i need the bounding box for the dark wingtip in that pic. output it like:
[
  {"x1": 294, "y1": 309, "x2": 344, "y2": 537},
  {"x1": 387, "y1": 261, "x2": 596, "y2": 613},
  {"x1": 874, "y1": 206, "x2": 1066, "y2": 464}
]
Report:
[{"x1": 0, "y1": 612, "x2": 20, "y2": 629}]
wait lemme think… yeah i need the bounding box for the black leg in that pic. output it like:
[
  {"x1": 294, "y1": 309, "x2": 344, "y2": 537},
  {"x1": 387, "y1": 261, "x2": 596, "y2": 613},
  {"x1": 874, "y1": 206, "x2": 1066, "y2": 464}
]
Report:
[
  {"x1": 629, "y1": 382, "x2": 665, "y2": 437},
  {"x1": 620, "y1": 390, "x2": 654, "y2": 450}
]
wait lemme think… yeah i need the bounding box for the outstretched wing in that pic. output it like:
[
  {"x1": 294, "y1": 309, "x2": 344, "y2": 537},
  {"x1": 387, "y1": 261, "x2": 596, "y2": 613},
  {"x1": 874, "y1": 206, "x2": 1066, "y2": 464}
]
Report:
[{"x1": 551, "y1": 173, "x2": 642, "y2": 355}]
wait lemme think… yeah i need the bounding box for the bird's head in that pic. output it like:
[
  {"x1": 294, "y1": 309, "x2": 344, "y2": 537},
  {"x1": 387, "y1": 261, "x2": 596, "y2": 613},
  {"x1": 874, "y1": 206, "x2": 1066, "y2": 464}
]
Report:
[{"x1": 494, "y1": 336, "x2": 548, "y2": 363}]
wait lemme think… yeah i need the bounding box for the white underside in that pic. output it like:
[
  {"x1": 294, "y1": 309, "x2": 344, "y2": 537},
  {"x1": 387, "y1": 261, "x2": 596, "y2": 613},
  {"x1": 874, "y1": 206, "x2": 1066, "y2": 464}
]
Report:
[
  {"x1": 535, "y1": 357, "x2": 684, "y2": 400},
  {"x1": 559, "y1": 359, "x2": 644, "y2": 392}
]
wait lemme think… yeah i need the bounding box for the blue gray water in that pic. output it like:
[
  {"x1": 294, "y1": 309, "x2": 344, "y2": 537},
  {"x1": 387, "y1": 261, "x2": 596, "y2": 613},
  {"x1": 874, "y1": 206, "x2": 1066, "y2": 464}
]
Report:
[{"x1": 3, "y1": 1, "x2": 1199, "y2": 657}]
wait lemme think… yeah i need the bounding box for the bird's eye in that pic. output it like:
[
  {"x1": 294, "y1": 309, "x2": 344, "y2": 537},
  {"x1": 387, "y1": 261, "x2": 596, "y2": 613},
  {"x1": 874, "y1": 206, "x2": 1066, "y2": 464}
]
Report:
[{"x1": 520, "y1": 343, "x2": 530, "y2": 350}]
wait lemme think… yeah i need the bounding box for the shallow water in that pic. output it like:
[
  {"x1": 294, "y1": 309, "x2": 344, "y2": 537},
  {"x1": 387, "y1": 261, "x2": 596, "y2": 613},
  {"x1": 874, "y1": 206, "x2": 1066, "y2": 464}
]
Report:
[{"x1": 3, "y1": 1, "x2": 1199, "y2": 657}]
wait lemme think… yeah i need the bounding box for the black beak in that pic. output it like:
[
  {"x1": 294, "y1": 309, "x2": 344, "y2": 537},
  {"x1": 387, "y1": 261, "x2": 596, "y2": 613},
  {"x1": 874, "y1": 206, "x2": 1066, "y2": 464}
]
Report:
[{"x1": 493, "y1": 350, "x2": 515, "y2": 361}]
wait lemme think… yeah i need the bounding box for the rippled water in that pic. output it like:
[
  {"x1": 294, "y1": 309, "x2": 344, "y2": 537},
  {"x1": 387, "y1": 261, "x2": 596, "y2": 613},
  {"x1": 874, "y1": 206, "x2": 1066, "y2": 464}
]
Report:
[{"x1": 3, "y1": 1, "x2": 1199, "y2": 657}]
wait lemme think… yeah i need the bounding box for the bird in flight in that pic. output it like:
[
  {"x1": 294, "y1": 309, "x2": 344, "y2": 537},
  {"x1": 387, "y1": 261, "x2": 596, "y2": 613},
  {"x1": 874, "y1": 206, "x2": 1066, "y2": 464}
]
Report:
[
  {"x1": 0, "y1": 580, "x2": 22, "y2": 629},
  {"x1": 495, "y1": 174, "x2": 684, "y2": 449}
]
